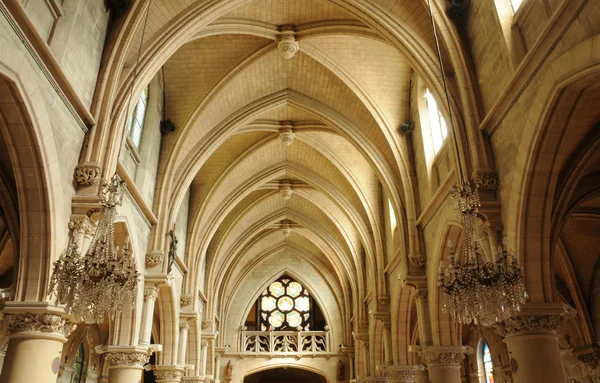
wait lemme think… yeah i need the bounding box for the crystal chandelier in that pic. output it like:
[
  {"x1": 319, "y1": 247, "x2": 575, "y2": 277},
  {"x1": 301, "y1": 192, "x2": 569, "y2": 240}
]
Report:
[
  {"x1": 50, "y1": 175, "x2": 139, "y2": 323},
  {"x1": 437, "y1": 181, "x2": 527, "y2": 326},
  {"x1": 425, "y1": 0, "x2": 526, "y2": 326}
]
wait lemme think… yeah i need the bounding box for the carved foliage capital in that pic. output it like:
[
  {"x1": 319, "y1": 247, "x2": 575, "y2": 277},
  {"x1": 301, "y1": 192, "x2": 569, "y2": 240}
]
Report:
[
  {"x1": 104, "y1": 352, "x2": 149, "y2": 367},
  {"x1": 74, "y1": 163, "x2": 102, "y2": 186},
  {"x1": 420, "y1": 351, "x2": 465, "y2": 366},
  {"x1": 499, "y1": 315, "x2": 561, "y2": 337},
  {"x1": 180, "y1": 295, "x2": 193, "y2": 307},
  {"x1": 68, "y1": 218, "x2": 94, "y2": 235},
  {"x1": 144, "y1": 287, "x2": 159, "y2": 300},
  {"x1": 384, "y1": 366, "x2": 419, "y2": 380},
  {"x1": 154, "y1": 369, "x2": 184, "y2": 379},
  {"x1": 3, "y1": 313, "x2": 71, "y2": 336},
  {"x1": 180, "y1": 321, "x2": 190, "y2": 331}
]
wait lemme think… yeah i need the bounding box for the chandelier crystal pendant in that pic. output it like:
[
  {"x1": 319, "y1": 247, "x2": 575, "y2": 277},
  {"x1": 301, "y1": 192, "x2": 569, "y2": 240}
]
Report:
[
  {"x1": 437, "y1": 181, "x2": 527, "y2": 326},
  {"x1": 49, "y1": 175, "x2": 140, "y2": 323}
]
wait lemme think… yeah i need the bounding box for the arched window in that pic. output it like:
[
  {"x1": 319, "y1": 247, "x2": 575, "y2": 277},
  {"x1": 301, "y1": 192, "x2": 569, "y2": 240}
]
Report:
[
  {"x1": 71, "y1": 343, "x2": 84, "y2": 383},
  {"x1": 510, "y1": 0, "x2": 523, "y2": 12},
  {"x1": 127, "y1": 85, "x2": 149, "y2": 150},
  {"x1": 259, "y1": 276, "x2": 312, "y2": 331},
  {"x1": 481, "y1": 342, "x2": 494, "y2": 383},
  {"x1": 424, "y1": 88, "x2": 447, "y2": 155}
]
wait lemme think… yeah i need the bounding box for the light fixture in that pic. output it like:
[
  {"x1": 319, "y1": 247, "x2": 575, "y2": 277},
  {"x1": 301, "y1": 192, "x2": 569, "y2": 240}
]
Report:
[
  {"x1": 49, "y1": 0, "x2": 155, "y2": 323},
  {"x1": 424, "y1": 0, "x2": 527, "y2": 326}
]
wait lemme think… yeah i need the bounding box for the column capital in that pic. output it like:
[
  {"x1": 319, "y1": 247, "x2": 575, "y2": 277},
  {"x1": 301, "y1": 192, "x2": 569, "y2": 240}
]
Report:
[
  {"x1": 3, "y1": 312, "x2": 73, "y2": 338},
  {"x1": 100, "y1": 346, "x2": 151, "y2": 367},
  {"x1": 180, "y1": 320, "x2": 190, "y2": 330},
  {"x1": 418, "y1": 346, "x2": 472, "y2": 367},
  {"x1": 74, "y1": 162, "x2": 102, "y2": 185},
  {"x1": 144, "y1": 286, "x2": 160, "y2": 300},
  {"x1": 384, "y1": 365, "x2": 423, "y2": 382},
  {"x1": 153, "y1": 365, "x2": 185, "y2": 381},
  {"x1": 573, "y1": 345, "x2": 600, "y2": 369},
  {"x1": 498, "y1": 303, "x2": 573, "y2": 337}
]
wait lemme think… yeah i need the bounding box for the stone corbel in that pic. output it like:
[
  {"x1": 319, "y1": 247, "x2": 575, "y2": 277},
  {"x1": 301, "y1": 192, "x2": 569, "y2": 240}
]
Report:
[
  {"x1": 74, "y1": 162, "x2": 102, "y2": 186},
  {"x1": 408, "y1": 252, "x2": 426, "y2": 269},
  {"x1": 416, "y1": 345, "x2": 473, "y2": 367},
  {"x1": 181, "y1": 294, "x2": 194, "y2": 307},
  {"x1": 146, "y1": 250, "x2": 165, "y2": 266},
  {"x1": 473, "y1": 171, "x2": 499, "y2": 191}
]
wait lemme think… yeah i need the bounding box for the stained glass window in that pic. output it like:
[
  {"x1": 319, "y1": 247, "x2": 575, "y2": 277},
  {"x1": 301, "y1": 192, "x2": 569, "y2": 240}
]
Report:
[
  {"x1": 482, "y1": 342, "x2": 495, "y2": 383},
  {"x1": 259, "y1": 276, "x2": 312, "y2": 330},
  {"x1": 424, "y1": 88, "x2": 448, "y2": 155},
  {"x1": 127, "y1": 85, "x2": 149, "y2": 150},
  {"x1": 71, "y1": 343, "x2": 84, "y2": 383}
]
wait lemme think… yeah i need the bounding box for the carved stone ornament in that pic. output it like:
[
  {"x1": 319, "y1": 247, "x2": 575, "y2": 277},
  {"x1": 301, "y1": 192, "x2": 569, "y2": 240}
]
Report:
[
  {"x1": 104, "y1": 352, "x2": 149, "y2": 367},
  {"x1": 3, "y1": 313, "x2": 71, "y2": 336},
  {"x1": 420, "y1": 352, "x2": 465, "y2": 366},
  {"x1": 68, "y1": 218, "x2": 94, "y2": 235},
  {"x1": 408, "y1": 253, "x2": 426, "y2": 268},
  {"x1": 180, "y1": 321, "x2": 190, "y2": 331},
  {"x1": 473, "y1": 172, "x2": 499, "y2": 191},
  {"x1": 278, "y1": 29, "x2": 299, "y2": 59},
  {"x1": 153, "y1": 369, "x2": 184, "y2": 379},
  {"x1": 144, "y1": 287, "x2": 159, "y2": 300},
  {"x1": 74, "y1": 163, "x2": 102, "y2": 185},
  {"x1": 384, "y1": 365, "x2": 421, "y2": 380},
  {"x1": 499, "y1": 315, "x2": 561, "y2": 337},
  {"x1": 146, "y1": 251, "x2": 164, "y2": 266},
  {"x1": 279, "y1": 128, "x2": 295, "y2": 146},
  {"x1": 578, "y1": 352, "x2": 600, "y2": 369},
  {"x1": 181, "y1": 295, "x2": 193, "y2": 306},
  {"x1": 279, "y1": 181, "x2": 293, "y2": 200},
  {"x1": 377, "y1": 295, "x2": 390, "y2": 306}
]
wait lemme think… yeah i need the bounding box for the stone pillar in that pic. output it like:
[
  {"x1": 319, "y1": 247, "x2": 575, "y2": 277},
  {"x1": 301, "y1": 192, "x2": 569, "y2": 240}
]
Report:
[
  {"x1": 419, "y1": 346, "x2": 470, "y2": 383},
  {"x1": 153, "y1": 366, "x2": 184, "y2": 383},
  {"x1": 199, "y1": 341, "x2": 208, "y2": 377},
  {"x1": 103, "y1": 349, "x2": 149, "y2": 383},
  {"x1": 213, "y1": 346, "x2": 228, "y2": 383},
  {"x1": 178, "y1": 321, "x2": 190, "y2": 365},
  {"x1": 140, "y1": 286, "x2": 159, "y2": 345},
  {"x1": 500, "y1": 314, "x2": 567, "y2": 383},
  {"x1": 414, "y1": 291, "x2": 431, "y2": 345},
  {"x1": 0, "y1": 313, "x2": 71, "y2": 383},
  {"x1": 385, "y1": 365, "x2": 422, "y2": 383}
]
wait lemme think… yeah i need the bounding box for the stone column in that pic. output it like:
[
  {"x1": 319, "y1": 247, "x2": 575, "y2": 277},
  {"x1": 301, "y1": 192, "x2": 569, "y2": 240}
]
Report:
[
  {"x1": 385, "y1": 365, "x2": 422, "y2": 383},
  {"x1": 153, "y1": 366, "x2": 184, "y2": 383},
  {"x1": 341, "y1": 347, "x2": 355, "y2": 380},
  {"x1": 419, "y1": 346, "x2": 470, "y2": 383},
  {"x1": 500, "y1": 314, "x2": 567, "y2": 383},
  {"x1": 178, "y1": 321, "x2": 190, "y2": 365},
  {"x1": 140, "y1": 286, "x2": 159, "y2": 345},
  {"x1": 213, "y1": 346, "x2": 228, "y2": 383},
  {"x1": 199, "y1": 341, "x2": 208, "y2": 377},
  {"x1": 103, "y1": 349, "x2": 149, "y2": 383},
  {"x1": 0, "y1": 313, "x2": 71, "y2": 383}
]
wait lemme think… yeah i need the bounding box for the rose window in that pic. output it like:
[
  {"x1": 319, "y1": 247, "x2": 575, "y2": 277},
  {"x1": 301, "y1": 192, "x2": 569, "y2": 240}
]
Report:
[{"x1": 259, "y1": 277, "x2": 311, "y2": 331}]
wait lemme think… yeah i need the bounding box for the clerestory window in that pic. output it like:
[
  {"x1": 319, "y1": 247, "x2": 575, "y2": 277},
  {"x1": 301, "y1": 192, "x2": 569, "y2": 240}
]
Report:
[
  {"x1": 127, "y1": 85, "x2": 149, "y2": 151},
  {"x1": 424, "y1": 88, "x2": 448, "y2": 155}
]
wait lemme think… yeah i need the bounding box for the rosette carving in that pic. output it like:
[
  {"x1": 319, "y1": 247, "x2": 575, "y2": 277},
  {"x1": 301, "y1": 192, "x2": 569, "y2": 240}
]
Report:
[
  {"x1": 104, "y1": 352, "x2": 149, "y2": 366},
  {"x1": 4, "y1": 313, "x2": 71, "y2": 336},
  {"x1": 499, "y1": 315, "x2": 561, "y2": 337}
]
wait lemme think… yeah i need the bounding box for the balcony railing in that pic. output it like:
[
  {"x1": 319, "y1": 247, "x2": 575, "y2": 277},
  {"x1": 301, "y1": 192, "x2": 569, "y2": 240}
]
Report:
[{"x1": 240, "y1": 329, "x2": 330, "y2": 355}]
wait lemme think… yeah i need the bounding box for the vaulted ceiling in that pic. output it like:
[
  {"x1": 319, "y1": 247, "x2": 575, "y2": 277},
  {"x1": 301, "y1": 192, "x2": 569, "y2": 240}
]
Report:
[{"x1": 121, "y1": 0, "x2": 447, "y2": 334}]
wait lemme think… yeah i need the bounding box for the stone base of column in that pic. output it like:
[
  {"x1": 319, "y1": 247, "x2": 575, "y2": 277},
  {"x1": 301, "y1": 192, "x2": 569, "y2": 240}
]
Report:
[
  {"x1": 182, "y1": 376, "x2": 207, "y2": 383},
  {"x1": 153, "y1": 365, "x2": 185, "y2": 383},
  {"x1": 384, "y1": 365, "x2": 423, "y2": 383}
]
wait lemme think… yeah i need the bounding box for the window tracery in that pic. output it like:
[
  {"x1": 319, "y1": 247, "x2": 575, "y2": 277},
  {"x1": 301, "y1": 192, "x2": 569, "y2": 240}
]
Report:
[{"x1": 259, "y1": 276, "x2": 311, "y2": 331}]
